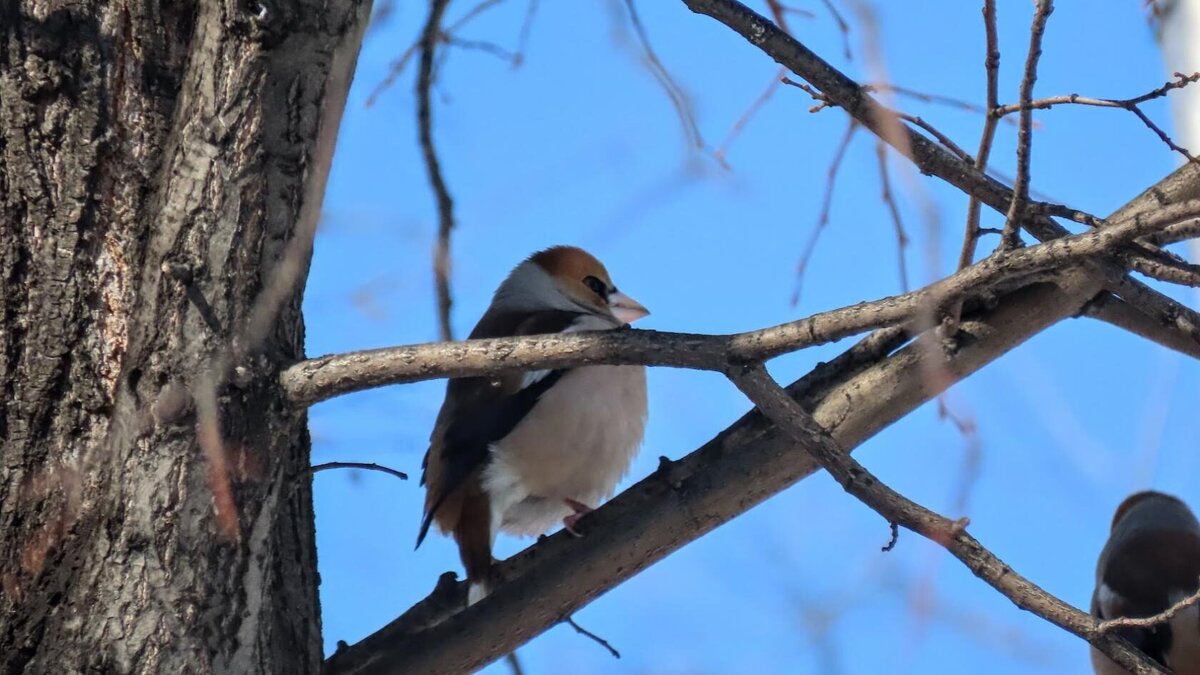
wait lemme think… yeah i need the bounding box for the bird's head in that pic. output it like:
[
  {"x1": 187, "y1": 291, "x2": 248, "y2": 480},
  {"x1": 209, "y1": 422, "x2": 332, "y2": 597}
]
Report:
[
  {"x1": 1109, "y1": 490, "x2": 1197, "y2": 534},
  {"x1": 496, "y1": 245, "x2": 649, "y2": 325}
]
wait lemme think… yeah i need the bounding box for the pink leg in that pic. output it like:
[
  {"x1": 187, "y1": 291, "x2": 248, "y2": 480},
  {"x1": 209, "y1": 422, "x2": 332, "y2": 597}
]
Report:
[{"x1": 562, "y1": 498, "x2": 594, "y2": 537}]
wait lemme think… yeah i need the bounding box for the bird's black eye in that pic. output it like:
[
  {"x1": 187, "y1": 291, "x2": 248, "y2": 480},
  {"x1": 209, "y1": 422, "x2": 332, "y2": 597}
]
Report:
[{"x1": 583, "y1": 275, "x2": 609, "y2": 299}]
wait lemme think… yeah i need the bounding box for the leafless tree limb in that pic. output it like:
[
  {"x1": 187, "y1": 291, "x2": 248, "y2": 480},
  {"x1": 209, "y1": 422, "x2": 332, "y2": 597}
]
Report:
[
  {"x1": 418, "y1": 0, "x2": 458, "y2": 342},
  {"x1": 310, "y1": 462, "x2": 409, "y2": 481},
  {"x1": 1080, "y1": 294, "x2": 1200, "y2": 360},
  {"x1": 512, "y1": 0, "x2": 540, "y2": 67},
  {"x1": 817, "y1": 0, "x2": 852, "y2": 60},
  {"x1": 1097, "y1": 581, "x2": 1200, "y2": 632},
  {"x1": 1000, "y1": 0, "x2": 1054, "y2": 249},
  {"x1": 680, "y1": 0, "x2": 1200, "y2": 365},
  {"x1": 991, "y1": 71, "x2": 1200, "y2": 162},
  {"x1": 875, "y1": 141, "x2": 911, "y2": 292},
  {"x1": 365, "y1": 0, "x2": 507, "y2": 107},
  {"x1": 622, "y1": 0, "x2": 704, "y2": 148},
  {"x1": 564, "y1": 615, "x2": 621, "y2": 659},
  {"x1": 284, "y1": 198, "x2": 1200, "y2": 407},
  {"x1": 957, "y1": 0, "x2": 1000, "y2": 273},
  {"x1": 725, "y1": 363, "x2": 1169, "y2": 675},
  {"x1": 793, "y1": 118, "x2": 857, "y2": 305},
  {"x1": 713, "y1": 68, "x2": 785, "y2": 168}
]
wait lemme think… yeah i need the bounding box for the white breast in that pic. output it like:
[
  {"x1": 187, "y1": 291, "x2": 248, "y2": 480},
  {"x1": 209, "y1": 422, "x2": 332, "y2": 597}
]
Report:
[{"x1": 481, "y1": 364, "x2": 648, "y2": 538}]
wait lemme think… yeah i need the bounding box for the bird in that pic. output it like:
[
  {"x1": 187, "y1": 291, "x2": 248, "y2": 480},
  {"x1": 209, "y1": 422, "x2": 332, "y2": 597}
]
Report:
[
  {"x1": 417, "y1": 245, "x2": 650, "y2": 605},
  {"x1": 1091, "y1": 490, "x2": 1200, "y2": 675}
]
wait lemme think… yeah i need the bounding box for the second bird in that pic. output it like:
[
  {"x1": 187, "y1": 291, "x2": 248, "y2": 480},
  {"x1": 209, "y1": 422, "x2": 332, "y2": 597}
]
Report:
[{"x1": 417, "y1": 246, "x2": 650, "y2": 604}]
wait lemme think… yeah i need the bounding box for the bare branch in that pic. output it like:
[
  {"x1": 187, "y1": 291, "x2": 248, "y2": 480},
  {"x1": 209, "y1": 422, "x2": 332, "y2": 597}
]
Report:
[
  {"x1": 365, "y1": 0, "x2": 507, "y2": 107},
  {"x1": 875, "y1": 141, "x2": 911, "y2": 292},
  {"x1": 564, "y1": 616, "x2": 621, "y2": 659},
  {"x1": 622, "y1": 0, "x2": 704, "y2": 148},
  {"x1": 726, "y1": 363, "x2": 1169, "y2": 675},
  {"x1": 713, "y1": 68, "x2": 785, "y2": 168},
  {"x1": 1098, "y1": 581, "x2": 1200, "y2": 633},
  {"x1": 285, "y1": 199, "x2": 1200, "y2": 407},
  {"x1": 957, "y1": 0, "x2": 1000, "y2": 273},
  {"x1": 310, "y1": 462, "x2": 409, "y2": 481},
  {"x1": 1000, "y1": 0, "x2": 1054, "y2": 249},
  {"x1": 793, "y1": 119, "x2": 858, "y2": 305},
  {"x1": 1080, "y1": 294, "x2": 1200, "y2": 360},
  {"x1": 681, "y1": 0, "x2": 1200, "y2": 369},
  {"x1": 513, "y1": 0, "x2": 540, "y2": 67},
  {"x1": 504, "y1": 652, "x2": 525, "y2": 675},
  {"x1": 417, "y1": 0, "x2": 458, "y2": 342},
  {"x1": 993, "y1": 72, "x2": 1200, "y2": 115},
  {"x1": 817, "y1": 0, "x2": 852, "y2": 60},
  {"x1": 992, "y1": 72, "x2": 1200, "y2": 163}
]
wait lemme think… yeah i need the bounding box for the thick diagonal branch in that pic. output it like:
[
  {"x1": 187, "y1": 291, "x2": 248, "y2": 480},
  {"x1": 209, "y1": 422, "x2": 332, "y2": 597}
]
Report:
[{"x1": 727, "y1": 364, "x2": 1168, "y2": 675}]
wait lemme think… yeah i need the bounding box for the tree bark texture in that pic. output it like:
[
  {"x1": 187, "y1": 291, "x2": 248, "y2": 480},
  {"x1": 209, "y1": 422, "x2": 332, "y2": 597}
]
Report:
[{"x1": 0, "y1": 1, "x2": 369, "y2": 672}]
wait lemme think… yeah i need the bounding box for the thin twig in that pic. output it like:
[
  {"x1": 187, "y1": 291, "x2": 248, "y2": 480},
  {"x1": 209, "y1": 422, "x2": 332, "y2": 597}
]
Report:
[
  {"x1": 310, "y1": 462, "x2": 409, "y2": 481},
  {"x1": 512, "y1": 0, "x2": 540, "y2": 67},
  {"x1": 874, "y1": 141, "x2": 911, "y2": 292},
  {"x1": 622, "y1": 0, "x2": 704, "y2": 148},
  {"x1": 792, "y1": 119, "x2": 858, "y2": 306},
  {"x1": 864, "y1": 82, "x2": 1015, "y2": 126},
  {"x1": 365, "y1": 0, "x2": 507, "y2": 107},
  {"x1": 564, "y1": 616, "x2": 621, "y2": 659},
  {"x1": 764, "y1": 0, "x2": 815, "y2": 33},
  {"x1": 895, "y1": 112, "x2": 973, "y2": 163},
  {"x1": 1000, "y1": 0, "x2": 1054, "y2": 249},
  {"x1": 504, "y1": 652, "x2": 525, "y2": 675},
  {"x1": 417, "y1": 0, "x2": 457, "y2": 342},
  {"x1": 783, "y1": 77, "x2": 973, "y2": 162},
  {"x1": 443, "y1": 35, "x2": 519, "y2": 64},
  {"x1": 881, "y1": 521, "x2": 899, "y2": 552},
  {"x1": 957, "y1": 0, "x2": 1000, "y2": 273},
  {"x1": 818, "y1": 0, "x2": 852, "y2": 60},
  {"x1": 937, "y1": 396, "x2": 982, "y2": 515},
  {"x1": 1098, "y1": 582, "x2": 1200, "y2": 633},
  {"x1": 991, "y1": 72, "x2": 1200, "y2": 162},
  {"x1": 713, "y1": 69, "x2": 785, "y2": 168},
  {"x1": 993, "y1": 72, "x2": 1200, "y2": 115}
]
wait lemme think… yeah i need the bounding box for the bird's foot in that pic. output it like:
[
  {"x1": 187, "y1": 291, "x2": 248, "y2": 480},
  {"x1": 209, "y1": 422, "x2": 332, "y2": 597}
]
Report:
[{"x1": 562, "y1": 498, "x2": 594, "y2": 537}]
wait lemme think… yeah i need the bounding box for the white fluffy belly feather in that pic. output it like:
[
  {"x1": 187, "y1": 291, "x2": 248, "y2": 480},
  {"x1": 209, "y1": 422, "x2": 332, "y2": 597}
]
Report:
[{"x1": 481, "y1": 364, "x2": 647, "y2": 538}]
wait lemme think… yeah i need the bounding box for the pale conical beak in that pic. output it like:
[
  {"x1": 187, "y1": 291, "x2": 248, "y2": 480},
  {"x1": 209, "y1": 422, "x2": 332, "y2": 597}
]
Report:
[{"x1": 608, "y1": 291, "x2": 650, "y2": 324}]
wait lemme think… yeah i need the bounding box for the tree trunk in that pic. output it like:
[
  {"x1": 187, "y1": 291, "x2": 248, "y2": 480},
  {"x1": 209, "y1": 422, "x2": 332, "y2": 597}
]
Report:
[{"x1": 0, "y1": 1, "x2": 368, "y2": 672}]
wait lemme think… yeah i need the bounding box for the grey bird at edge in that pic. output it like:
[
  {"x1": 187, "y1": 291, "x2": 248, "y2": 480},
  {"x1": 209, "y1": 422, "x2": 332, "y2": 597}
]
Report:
[{"x1": 1091, "y1": 490, "x2": 1200, "y2": 675}]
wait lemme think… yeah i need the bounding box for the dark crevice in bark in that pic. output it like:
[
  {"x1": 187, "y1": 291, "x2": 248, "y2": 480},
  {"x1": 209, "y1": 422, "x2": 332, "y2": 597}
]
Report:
[{"x1": 1, "y1": 0, "x2": 367, "y2": 672}]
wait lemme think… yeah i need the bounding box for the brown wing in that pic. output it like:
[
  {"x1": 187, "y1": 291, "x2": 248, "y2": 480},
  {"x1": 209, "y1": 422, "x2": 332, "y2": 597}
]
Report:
[{"x1": 417, "y1": 308, "x2": 583, "y2": 548}]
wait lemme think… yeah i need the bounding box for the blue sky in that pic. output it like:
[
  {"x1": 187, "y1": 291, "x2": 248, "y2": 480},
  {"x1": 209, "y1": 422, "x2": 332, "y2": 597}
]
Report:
[{"x1": 307, "y1": 1, "x2": 1200, "y2": 673}]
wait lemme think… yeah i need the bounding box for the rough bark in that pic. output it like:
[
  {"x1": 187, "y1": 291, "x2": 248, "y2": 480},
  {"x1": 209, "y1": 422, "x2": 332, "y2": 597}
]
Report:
[{"x1": 0, "y1": 0, "x2": 370, "y2": 672}]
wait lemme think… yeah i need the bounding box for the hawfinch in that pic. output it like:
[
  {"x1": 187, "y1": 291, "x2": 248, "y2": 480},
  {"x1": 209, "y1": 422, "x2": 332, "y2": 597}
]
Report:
[
  {"x1": 1091, "y1": 490, "x2": 1200, "y2": 675},
  {"x1": 417, "y1": 246, "x2": 650, "y2": 604}
]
